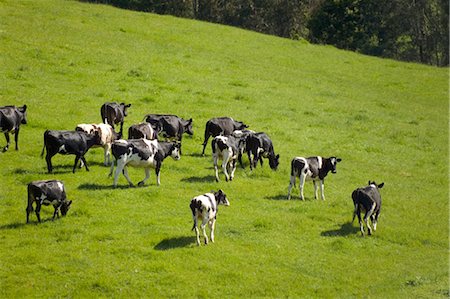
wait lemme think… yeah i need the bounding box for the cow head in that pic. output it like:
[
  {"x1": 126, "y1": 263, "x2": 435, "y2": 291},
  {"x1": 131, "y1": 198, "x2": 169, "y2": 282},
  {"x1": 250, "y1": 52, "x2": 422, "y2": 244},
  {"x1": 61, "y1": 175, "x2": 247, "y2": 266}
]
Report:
[
  {"x1": 184, "y1": 118, "x2": 194, "y2": 135},
  {"x1": 214, "y1": 189, "x2": 230, "y2": 206},
  {"x1": 60, "y1": 200, "x2": 72, "y2": 216},
  {"x1": 268, "y1": 153, "x2": 280, "y2": 170},
  {"x1": 19, "y1": 105, "x2": 27, "y2": 124},
  {"x1": 329, "y1": 157, "x2": 342, "y2": 173},
  {"x1": 170, "y1": 142, "x2": 181, "y2": 160},
  {"x1": 368, "y1": 181, "x2": 384, "y2": 189},
  {"x1": 120, "y1": 103, "x2": 132, "y2": 116}
]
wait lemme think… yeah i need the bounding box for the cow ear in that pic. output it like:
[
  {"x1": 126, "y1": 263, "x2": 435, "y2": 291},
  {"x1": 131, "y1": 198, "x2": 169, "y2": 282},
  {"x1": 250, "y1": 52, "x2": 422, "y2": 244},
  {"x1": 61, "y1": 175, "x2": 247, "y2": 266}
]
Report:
[
  {"x1": 68, "y1": 200, "x2": 72, "y2": 206},
  {"x1": 22, "y1": 105, "x2": 27, "y2": 111},
  {"x1": 378, "y1": 182, "x2": 384, "y2": 188},
  {"x1": 368, "y1": 180, "x2": 371, "y2": 185},
  {"x1": 126, "y1": 103, "x2": 131, "y2": 108},
  {"x1": 276, "y1": 154, "x2": 280, "y2": 159},
  {"x1": 218, "y1": 189, "x2": 223, "y2": 194}
]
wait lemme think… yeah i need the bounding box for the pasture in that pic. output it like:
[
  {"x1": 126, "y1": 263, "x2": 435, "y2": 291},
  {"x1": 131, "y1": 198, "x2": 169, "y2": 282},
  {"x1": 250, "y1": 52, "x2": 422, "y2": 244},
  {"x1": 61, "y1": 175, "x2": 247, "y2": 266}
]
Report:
[{"x1": 0, "y1": 0, "x2": 448, "y2": 297}]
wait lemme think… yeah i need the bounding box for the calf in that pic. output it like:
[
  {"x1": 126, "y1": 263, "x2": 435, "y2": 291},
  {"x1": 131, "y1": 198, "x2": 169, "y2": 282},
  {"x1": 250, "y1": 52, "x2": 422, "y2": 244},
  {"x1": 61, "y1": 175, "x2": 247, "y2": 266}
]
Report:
[
  {"x1": 26, "y1": 180, "x2": 72, "y2": 223},
  {"x1": 287, "y1": 156, "x2": 342, "y2": 200},
  {"x1": 0, "y1": 105, "x2": 27, "y2": 151},
  {"x1": 128, "y1": 122, "x2": 157, "y2": 140},
  {"x1": 144, "y1": 114, "x2": 193, "y2": 147},
  {"x1": 212, "y1": 135, "x2": 243, "y2": 182},
  {"x1": 202, "y1": 117, "x2": 248, "y2": 155},
  {"x1": 352, "y1": 181, "x2": 384, "y2": 236},
  {"x1": 243, "y1": 132, "x2": 279, "y2": 171},
  {"x1": 109, "y1": 139, "x2": 180, "y2": 187},
  {"x1": 100, "y1": 102, "x2": 131, "y2": 137},
  {"x1": 41, "y1": 130, "x2": 100, "y2": 173},
  {"x1": 75, "y1": 123, "x2": 120, "y2": 166},
  {"x1": 189, "y1": 189, "x2": 230, "y2": 246}
]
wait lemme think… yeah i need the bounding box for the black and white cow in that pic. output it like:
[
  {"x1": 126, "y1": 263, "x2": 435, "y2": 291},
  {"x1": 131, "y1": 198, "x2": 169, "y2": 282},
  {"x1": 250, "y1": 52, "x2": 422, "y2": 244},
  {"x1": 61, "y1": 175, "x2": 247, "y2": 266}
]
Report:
[
  {"x1": 41, "y1": 130, "x2": 100, "y2": 173},
  {"x1": 26, "y1": 180, "x2": 72, "y2": 223},
  {"x1": 190, "y1": 189, "x2": 230, "y2": 246},
  {"x1": 202, "y1": 117, "x2": 248, "y2": 155},
  {"x1": 243, "y1": 132, "x2": 280, "y2": 171},
  {"x1": 352, "y1": 181, "x2": 384, "y2": 236},
  {"x1": 0, "y1": 105, "x2": 27, "y2": 152},
  {"x1": 143, "y1": 114, "x2": 193, "y2": 143},
  {"x1": 287, "y1": 156, "x2": 342, "y2": 200},
  {"x1": 212, "y1": 135, "x2": 243, "y2": 182},
  {"x1": 109, "y1": 139, "x2": 181, "y2": 187},
  {"x1": 100, "y1": 102, "x2": 131, "y2": 137},
  {"x1": 128, "y1": 122, "x2": 157, "y2": 140},
  {"x1": 75, "y1": 123, "x2": 120, "y2": 166}
]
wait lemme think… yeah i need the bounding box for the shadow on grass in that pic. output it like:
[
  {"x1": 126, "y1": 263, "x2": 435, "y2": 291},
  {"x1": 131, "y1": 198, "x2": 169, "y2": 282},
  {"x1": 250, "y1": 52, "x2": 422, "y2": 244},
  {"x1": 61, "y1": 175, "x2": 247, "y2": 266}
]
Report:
[
  {"x1": 0, "y1": 222, "x2": 27, "y2": 230},
  {"x1": 264, "y1": 193, "x2": 289, "y2": 201},
  {"x1": 0, "y1": 217, "x2": 61, "y2": 229},
  {"x1": 321, "y1": 222, "x2": 359, "y2": 237},
  {"x1": 154, "y1": 236, "x2": 195, "y2": 250},
  {"x1": 77, "y1": 183, "x2": 130, "y2": 190},
  {"x1": 181, "y1": 175, "x2": 216, "y2": 183}
]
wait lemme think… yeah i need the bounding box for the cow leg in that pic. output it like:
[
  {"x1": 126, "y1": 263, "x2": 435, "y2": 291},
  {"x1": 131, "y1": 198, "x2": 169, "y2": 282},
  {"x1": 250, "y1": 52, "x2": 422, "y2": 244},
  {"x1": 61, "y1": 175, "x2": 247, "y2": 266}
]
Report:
[
  {"x1": 209, "y1": 218, "x2": 216, "y2": 243},
  {"x1": 372, "y1": 210, "x2": 380, "y2": 231},
  {"x1": 113, "y1": 160, "x2": 131, "y2": 187},
  {"x1": 213, "y1": 154, "x2": 220, "y2": 182},
  {"x1": 52, "y1": 205, "x2": 60, "y2": 220},
  {"x1": 201, "y1": 216, "x2": 209, "y2": 245},
  {"x1": 73, "y1": 156, "x2": 81, "y2": 173},
  {"x1": 357, "y1": 212, "x2": 364, "y2": 236},
  {"x1": 222, "y1": 159, "x2": 230, "y2": 182},
  {"x1": 155, "y1": 162, "x2": 162, "y2": 186},
  {"x1": 138, "y1": 168, "x2": 150, "y2": 187},
  {"x1": 287, "y1": 175, "x2": 296, "y2": 200},
  {"x1": 364, "y1": 203, "x2": 376, "y2": 235},
  {"x1": 229, "y1": 159, "x2": 237, "y2": 181},
  {"x1": 104, "y1": 144, "x2": 111, "y2": 166},
  {"x1": 26, "y1": 198, "x2": 34, "y2": 224},
  {"x1": 247, "y1": 151, "x2": 253, "y2": 170},
  {"x1": 194, "y1": 225, "x2": 201, "y2": 246},
  {"x1": 313, "y1": 181, "x2": 319, "y2": 200},
  {"x1": 320, "y1": 180, "x2": 325, "y2": 200},
  {"x1": 35, "y1": 203, "x2": 42, "y2": 223},
  {"x1": 81, "y1": 156, "x2": 89, "y2": 172},
  {"x1": 45, "y1": 152, "x2": 55, "y2": 173},
  {"x1": 201, "y1": 133, "x2": 211, "y2": 156},
  {"x1": 352, "y1": 204, "x2": 358, "y2": 223},
  {"x1": 3, "y1": 133, "x2": 10, "y2": 152},
  {"x1": 14, "y1": 129, "x2": 19, "y2": 150},
  {"x1": 122, "y1": 166, "x2": 134, "y2": 187},
  {"x1": 119, "y1": 122, "x2": 124, "y2": 140},
  {"x1": 299, "y1": 174, "x2": 306, "y2": 200}
]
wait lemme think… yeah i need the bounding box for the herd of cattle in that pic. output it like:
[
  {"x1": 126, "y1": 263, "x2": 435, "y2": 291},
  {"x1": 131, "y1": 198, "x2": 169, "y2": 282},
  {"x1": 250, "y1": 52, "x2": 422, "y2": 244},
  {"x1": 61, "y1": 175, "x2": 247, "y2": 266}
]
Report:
[{"x1": 0, "y1": 103, "x2": 384, "y2": 243}]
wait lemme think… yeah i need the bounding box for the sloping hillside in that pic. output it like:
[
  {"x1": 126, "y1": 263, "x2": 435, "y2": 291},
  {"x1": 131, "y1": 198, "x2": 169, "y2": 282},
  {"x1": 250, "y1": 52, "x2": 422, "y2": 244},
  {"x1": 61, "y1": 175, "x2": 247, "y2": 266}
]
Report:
[{"x1": 0, "y1": 0, "x2": 448, "y2": 297}]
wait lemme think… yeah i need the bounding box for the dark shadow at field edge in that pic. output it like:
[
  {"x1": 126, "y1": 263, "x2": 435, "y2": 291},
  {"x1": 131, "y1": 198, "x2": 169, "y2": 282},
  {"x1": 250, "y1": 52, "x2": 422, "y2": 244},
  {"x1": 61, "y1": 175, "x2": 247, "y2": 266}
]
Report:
[
  {"x1": 154, "y1": 236, "x2": 196, "y2": 250},
  {"x1": 181, "y1": 175, "x2": 216, "y2": 183},
  {"x1": 321, "y1": 222, "x2": 359, "y2": 237}
]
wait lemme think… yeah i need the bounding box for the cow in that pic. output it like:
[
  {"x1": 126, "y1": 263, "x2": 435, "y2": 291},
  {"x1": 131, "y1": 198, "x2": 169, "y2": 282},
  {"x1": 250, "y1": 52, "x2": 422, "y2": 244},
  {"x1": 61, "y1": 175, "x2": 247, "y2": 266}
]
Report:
[
  {"x1": 242, "y1": 132, "x2": 280, "y2": 171},
  {"x1": 189, "y1": 189, "x2": 230, "y2": 246},
  {"x1": 109, "y1": 139, "x2": 181, "y2": 187},
  {"x1": 201, "y1": 117, "x2": 248, "y2": 155},
  {"x1": 26, "y1": 180, "x2": 72, "y2": 223},
  {"x1": 143, "y1": 114, "x2": 193, "y2": 153},
  {"x1": 41, "y1": 130, "x2": 100, "y2": 173},
  {"x1": 212, "y1": 135, "x2": 243, "y2": 182},
  {"x1": 352, "y1": 181, "x2": 384, "y2": 236},
  {"x1": 0, "y1": 105, "x2": 27, "y2": 152},
  {"x1": 100, "y1": 102, "x2": 131, "y2": 137},
  {"x1": 287, "y1": 156, "x2": 342, "y2": 200},
  {"x1": 75, "y1": 123, "x2": 120, "y2": 166},
  {"x1": 128, "y1": 122, "x2": 157, "y2": 140}
]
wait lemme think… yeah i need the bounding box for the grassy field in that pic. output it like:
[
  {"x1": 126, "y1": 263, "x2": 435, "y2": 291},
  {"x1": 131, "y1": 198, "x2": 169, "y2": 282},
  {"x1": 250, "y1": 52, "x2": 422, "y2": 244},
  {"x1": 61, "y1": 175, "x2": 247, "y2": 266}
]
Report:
[{"x1": 0, "y1": 0, "x2": 448, "y2": 297}]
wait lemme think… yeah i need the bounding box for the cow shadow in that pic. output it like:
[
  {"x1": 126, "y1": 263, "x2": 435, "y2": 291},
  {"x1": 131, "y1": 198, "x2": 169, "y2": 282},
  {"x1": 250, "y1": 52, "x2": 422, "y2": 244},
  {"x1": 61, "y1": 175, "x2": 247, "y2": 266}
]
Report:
[
  {"x1": 181, "y1": 175, "x2": 216, "y2": 183},
  {"x1": 154, "y1": 236, "x2": 196, "y2": 250},
  {"x1": 265, "y1": 193, "x2": 289, "y2": 201},
  {"x1": 0, "y1": 222, "x2": 27, "y2": 230},
  {"x1": 77, "y1": 183, "x2": 130, "y2": 190},
  {"x1": 321, "y1": 222, "x2": 359, "y2": 237}
]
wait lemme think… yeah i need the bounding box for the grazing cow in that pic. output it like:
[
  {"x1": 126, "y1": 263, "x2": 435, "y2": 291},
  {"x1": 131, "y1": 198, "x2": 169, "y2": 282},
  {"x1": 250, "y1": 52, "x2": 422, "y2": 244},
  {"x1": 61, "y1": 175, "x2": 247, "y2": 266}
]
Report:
[
  {"x1": 144, "y1": 114, "x2": 193, "y2": 141},
  {"x1": 26, "y1": 180, "x2": 72, "y2": 223},
  {"x1": 75, "y1": 123, "x2": 120, "y2": 166},
  {"x1": 128, "y1": 122, "x2": 157, "y2": 140},
  {"x1": 202, "y1": 117, "x2": 248, "y2": 155},
  {"x1": 212, "y1": 135, "x2": 243, "y2": 182},
  {"x1": 0, "y1": 105, "x2": 27, "y2": 152},
  {"x1": 352, "y1": 181, "x2": 384, "y2": 236},
  {"x1": 287, "y1": 156, "x2": 342, "y2": 200},
  {"x1": 109, "y1": 139, "x2": 180, "y2": 187},
  {"x1": 41, "y1": 130, "x2": 100, "y2": 173},
  {"x1": 100, "y1": 102, "x2": 131, "y2": 136},
  {"x1": 190, "y1": 189, "x2": 230, "y2": 246},
  {"x1": 243, "y1": 132, "x2": 280, "y2": 171}
]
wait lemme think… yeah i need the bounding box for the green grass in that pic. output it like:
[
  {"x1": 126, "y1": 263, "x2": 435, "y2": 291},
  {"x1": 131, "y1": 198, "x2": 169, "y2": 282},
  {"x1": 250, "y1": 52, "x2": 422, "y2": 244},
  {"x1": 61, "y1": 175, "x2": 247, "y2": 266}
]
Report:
[{"x1": 0, "y1": 0, "x2": 448, "y2": 297}]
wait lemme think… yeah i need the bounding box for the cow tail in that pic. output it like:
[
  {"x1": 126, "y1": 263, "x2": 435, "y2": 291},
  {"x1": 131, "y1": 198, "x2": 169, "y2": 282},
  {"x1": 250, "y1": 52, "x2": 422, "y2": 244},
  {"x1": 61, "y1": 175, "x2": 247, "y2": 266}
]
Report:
[
  {"x1": 290, "y1": 159, "x2": 297, "y2": 186},
  {"x1": 41, "y1": 131, "x2": 48, "y2": 158}
]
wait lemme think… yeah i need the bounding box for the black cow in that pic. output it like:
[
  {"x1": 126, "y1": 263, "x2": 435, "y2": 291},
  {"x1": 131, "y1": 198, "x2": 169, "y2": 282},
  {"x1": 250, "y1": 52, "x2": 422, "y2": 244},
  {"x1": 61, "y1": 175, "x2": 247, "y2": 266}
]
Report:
[
  {"x1": 287, "y1": 156, "x2": 342, "y2": 200},
  {"x1": 0, "y1": 105, "x2": 27, "y2": 152},
  {"x1": 202, "y1": 117, "x2": 248, "y2": 155},
  {"x1": 109, "y1": 138, "x2": 181, "y2": 187},
  {"x1": 128, "y1": 123, "x2": 157, "y2": 140},
  {"x1": 100, "y1": 102, "x2": 131, "y2": 137},
  {"x1": 41, "y1": 130, "x2": 100, "y2": 173},
  {"x1": 212, "y1": 135, "x2": 244, "y2": 182},
  {"x1": 26, "y1": 180, "x2": 72, "y2": 223},
  {"x1": 352, "y1": 181, "x2": 384, "y2": 236},
  {"x1": 144, "y1": 114, "x2": 193, "y2": 148},
  {"x1": 242, "y1": 132, "x2": 279, "y2": 171}
]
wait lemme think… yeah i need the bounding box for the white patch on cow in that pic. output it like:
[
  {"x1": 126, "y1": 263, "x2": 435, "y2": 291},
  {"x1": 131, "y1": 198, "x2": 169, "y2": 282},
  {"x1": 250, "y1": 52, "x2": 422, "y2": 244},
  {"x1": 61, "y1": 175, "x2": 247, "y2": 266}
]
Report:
[
  {"x1": 317, "y1": 156, "x2": 323, "y2": 169},
  {"x1": 56, "y1": 182, "x2": 64, "y2": 192},
  {"x1": 58, "y1": 144, "x2": 66, "y2": 153}
]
